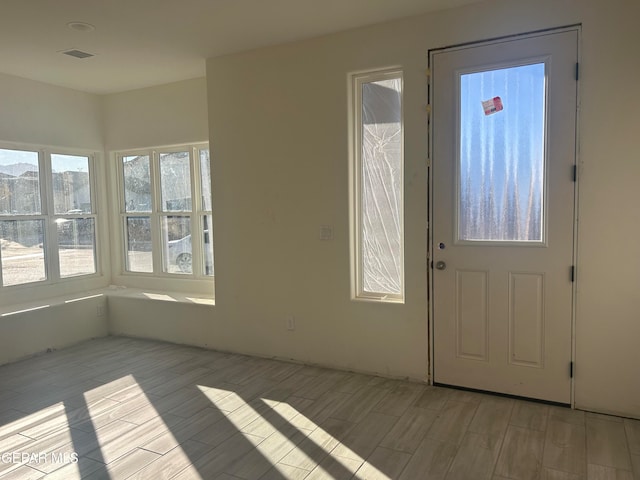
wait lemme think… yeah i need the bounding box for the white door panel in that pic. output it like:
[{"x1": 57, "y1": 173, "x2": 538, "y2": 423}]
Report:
[{"x1": 431, "y1": 29, "x2": 578, "y2": 403}]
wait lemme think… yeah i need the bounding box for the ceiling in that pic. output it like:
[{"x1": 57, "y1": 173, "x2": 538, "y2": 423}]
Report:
[{"x1": 0, "y1": 0, "x2": 485, "y2": 95}]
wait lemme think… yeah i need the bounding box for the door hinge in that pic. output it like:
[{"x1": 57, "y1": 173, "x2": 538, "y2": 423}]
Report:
[
  {"x1": 570, "y1": 361, "x2": 574, "y2": 378},
  {"x1": 575, "y1": 62, "x2": 579, "y2": 81},
  {"x1": 426, "y1": 157, "x2": 432, "y2": 168},
  {"x1": 425, "y1": 68, "x2": 431, "y2": 79},
  {"x1": 570, "y1": 265, "x2": 576, "y2": 282},
  {"x1": 572, "y1": 165, "x2": 577, "y2": 182}
]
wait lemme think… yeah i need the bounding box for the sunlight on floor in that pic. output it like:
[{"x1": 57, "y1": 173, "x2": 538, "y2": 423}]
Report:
[
  {"x1": 0, "y1": 402, "x2": 74, "y2": 477},
  {"x1": 1, "y1": 373, "x2": 392, "y2": 478},
  {"x1": 197, "y1": 385, "x2": 390, "y2": 479}
]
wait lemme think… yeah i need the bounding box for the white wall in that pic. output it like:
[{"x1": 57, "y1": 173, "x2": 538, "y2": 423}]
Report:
[
  {"x1": 0, "y1": 72, "x2": 111, "y2": 362},
  {"x1": 108, "y1": 294, "x2": 214, "y2": 348},
  {"x1": 0, "y1": 76, "x2": 211, "y2": 364},
  {"x1": 205, "y1": 24, "x2": 430, "y2": 379},
  {"x1": 204, "y1": 0, "x2": 640, "y2": 417},
  {"x1": 1, "y1": 0, "x2": 637, "y2": 419},
  {"x1": 0, "y1": 72, "x2": 103, "y2": 150},
  {"x1": 571, "y1": 1, "x2": 640, "y2": 418},
  {"x1": 0, "y1": 295, "x2": 108, "y2": 366},
  {"x1": 101, "y1": 77, "x2": 212, "y2": 294},
  {"x1": 102, "y1": 77, "x2": 209, "y2": 151}
]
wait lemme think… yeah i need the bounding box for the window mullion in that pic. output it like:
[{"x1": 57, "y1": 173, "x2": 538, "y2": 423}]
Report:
[
  {"x1": 190, "y1": 147, "x2": 202, "y2": 277},
  {"x1": 150, "y1": 150, "x2": 163, "y2": 275},
  {"x1": 118, "y1": 153, "x2": 129, "y2": 274},
  {"x1": 88, "y1": 154, "x2": 99, "y2": 275},
  {"x1": 41, "y1": 149, "x2": 59, "y2": 282}
]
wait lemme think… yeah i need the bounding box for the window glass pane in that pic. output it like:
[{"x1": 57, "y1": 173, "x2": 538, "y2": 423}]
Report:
[
  {"x1": 51, "y1": 154, "x2": 91, "y2": 214},
  {"x1": 0, "y1": 149, "x2": 41, "y2": 215},
  {"x1": 162, "y1": 216, "x2": 192, "y2": 274},
  {"x1": 126, "y1": 217, "x2": 152, "y2": 273},
  {"x1": 200, "y1": 149, "x2": 212, "y2": 211},
  {"x1": 459, "y1": 63, "x2": 545, "y2": 242},
  {"x1": 160, "y1": 152, "x2": 192, "y2": 212},
  {"x1": 123, "y1": 155, "x2": 152, "y2": 213},
  {"x1": 57, "y1": 218, "x2": 95, "y2": 277},
  {"x1": 203, "y1": 214, "x2": 214, "y2": 276},
  {"x1": 0, "y1": 220, "x2": 46, "y2": 286},
  {"x1": 361, "y1": 77, "x2": 403, "y2": 295}
]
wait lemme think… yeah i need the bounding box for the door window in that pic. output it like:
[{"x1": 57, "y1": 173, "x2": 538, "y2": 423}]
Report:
[{"x1": 458, "y1": 63, "x2": 546, "y2": 243}]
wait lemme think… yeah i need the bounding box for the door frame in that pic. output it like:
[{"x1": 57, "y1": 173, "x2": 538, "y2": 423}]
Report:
[{"x1": 427, "y1": 25, "x2": 581, "y2": 406}]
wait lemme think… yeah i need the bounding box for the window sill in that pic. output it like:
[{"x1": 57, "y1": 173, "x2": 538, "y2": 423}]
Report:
[
  {"x1": 0, "y1": 291, "x2": 107, "y2": 317},
  {"x1": 104, "y1": 285, "x2": 214, "y2": 306},
  {"x1": 0, "y1": 285, "x2": 214, "y2": 318},
  {"x1": 352, "y1": 293, "x2": 405, "y2": 304},
  {"x1": 110, "y1": 273, "x2": 214, "y2": 299}
]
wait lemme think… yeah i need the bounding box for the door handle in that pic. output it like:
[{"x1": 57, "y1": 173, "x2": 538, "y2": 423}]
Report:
[{"x1": 435, "y1": 261, "x2": 446, "y2": 270}]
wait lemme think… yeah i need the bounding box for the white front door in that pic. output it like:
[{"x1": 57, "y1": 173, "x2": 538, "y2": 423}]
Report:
[{"x1": 431, "y1": 29, "x2": 579, "y2": 403}]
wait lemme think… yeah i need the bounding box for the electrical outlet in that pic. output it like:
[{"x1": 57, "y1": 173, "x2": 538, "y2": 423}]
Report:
[
  {"x1": 286, "y1": 316, "x2": 295, "y2": 331},
  {"x1": 97, "y1": 304, "x2": 105, "y2": 317}
]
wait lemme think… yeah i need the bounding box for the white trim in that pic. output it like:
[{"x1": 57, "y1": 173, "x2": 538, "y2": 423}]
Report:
[
  {"x1": 114, "y1": 143, "x2": 214, "y2": 292},
  {"x1": 348, "y1": 68, "x2": 405, "y2": 303},
  {"x1": 428, "y1": 25, "x2": 581, "y2": 396},
  {"x1": 570, "y1": 24, "x2": 582, "y2": 411},
  {"x1": 0, "y1": 142, "x2": 106, "y2": 305},
  {"x1": 452, "y1": 56, "x2": 551, "y2": 247}
]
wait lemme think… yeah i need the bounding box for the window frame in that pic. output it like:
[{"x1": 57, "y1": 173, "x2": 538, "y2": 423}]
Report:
[
  {"x1": 116, "y1": 143, "x2": 213, "y2": 282},
  {"x1": 454, "y1": 60, "x2": 549, "y2": 247},
  {"x1": 348, "y1": 68, "x2": 405, "y2": 303},
  {"x1": 0, "y1": 144, "x2": 100, "y2": 290}
]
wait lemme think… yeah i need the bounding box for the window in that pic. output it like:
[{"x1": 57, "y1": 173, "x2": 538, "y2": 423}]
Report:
[
  {"x1": 119, "y1": 144, "x2": 213, "y2": 278},
  {"x1": 458, "y1": 63, "x2": 546, "y2": 243},
  {"x1": 0, "y1": 147, "x2": 97, "y2": 288},
  {"x1": 349, "y1": 70, "x2": 404, "y2": 302}
]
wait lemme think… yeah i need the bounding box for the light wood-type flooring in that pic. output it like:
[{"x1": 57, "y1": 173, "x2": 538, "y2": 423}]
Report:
[{"x1": 0, "y1": 336, "x2": 638, "y2": 479}]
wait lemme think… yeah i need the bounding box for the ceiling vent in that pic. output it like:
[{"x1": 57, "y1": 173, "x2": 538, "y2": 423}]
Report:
[{"x1": 62, "y1": 49, "x2": 95, "y2": 59}]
